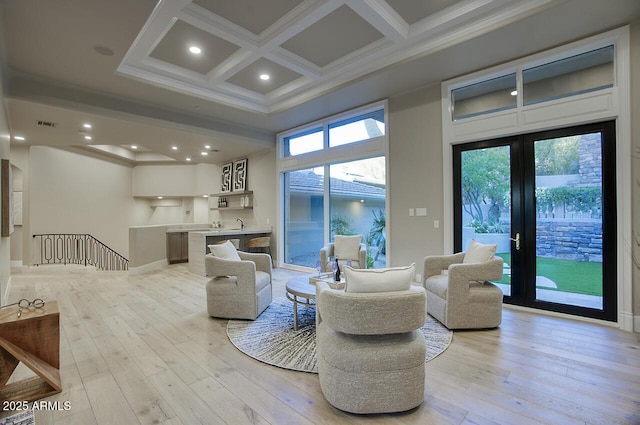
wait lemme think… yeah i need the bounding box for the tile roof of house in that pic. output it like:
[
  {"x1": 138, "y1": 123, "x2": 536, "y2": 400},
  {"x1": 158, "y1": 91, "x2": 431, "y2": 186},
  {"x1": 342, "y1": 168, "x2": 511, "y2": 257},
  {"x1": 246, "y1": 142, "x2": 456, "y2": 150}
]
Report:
[{"x1": 288, "y1": 170, "x2": 385, "y2": 199}]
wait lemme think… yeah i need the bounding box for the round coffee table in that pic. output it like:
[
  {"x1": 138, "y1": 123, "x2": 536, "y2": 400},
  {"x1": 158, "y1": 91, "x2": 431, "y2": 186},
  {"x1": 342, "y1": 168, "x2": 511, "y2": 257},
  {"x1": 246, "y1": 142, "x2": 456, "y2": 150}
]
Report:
[{"x1": 285, "y1": 276, "x2": 317, "y2": 331}]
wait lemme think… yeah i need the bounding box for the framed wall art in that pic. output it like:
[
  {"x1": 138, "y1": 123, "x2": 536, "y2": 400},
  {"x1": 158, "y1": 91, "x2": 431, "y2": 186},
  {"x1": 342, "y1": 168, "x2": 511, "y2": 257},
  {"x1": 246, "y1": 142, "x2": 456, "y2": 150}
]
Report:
[
  {"x1": 221, "y1": 162, "x2": 233, "y2": 193},
  {"x1": 233, "y1": 158, "x2": 248, "y2": 192}
]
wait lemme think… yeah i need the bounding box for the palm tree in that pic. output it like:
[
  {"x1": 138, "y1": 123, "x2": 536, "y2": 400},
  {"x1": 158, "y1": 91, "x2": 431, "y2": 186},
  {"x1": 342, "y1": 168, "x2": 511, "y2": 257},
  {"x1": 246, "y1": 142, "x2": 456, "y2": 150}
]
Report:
[{"x1": 368, "y1": 209, "x2": 386, "y2": 261}]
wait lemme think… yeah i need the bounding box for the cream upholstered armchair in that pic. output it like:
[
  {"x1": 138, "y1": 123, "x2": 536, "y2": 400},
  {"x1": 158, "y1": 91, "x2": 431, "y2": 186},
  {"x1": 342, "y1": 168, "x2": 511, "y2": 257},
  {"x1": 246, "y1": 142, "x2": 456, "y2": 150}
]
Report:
[
  {"x1": 316, "y1": 264, "x2": 426, "y2": 414},
  {"x1": 319, "y1": 235, "x2": 367, "y2": 272},
  {"x1": 204, "y1": 241, "x2": 272, "y2": 320},
  {"x1": 423, "y1": 240, "x2": 504, "y2": 329}
]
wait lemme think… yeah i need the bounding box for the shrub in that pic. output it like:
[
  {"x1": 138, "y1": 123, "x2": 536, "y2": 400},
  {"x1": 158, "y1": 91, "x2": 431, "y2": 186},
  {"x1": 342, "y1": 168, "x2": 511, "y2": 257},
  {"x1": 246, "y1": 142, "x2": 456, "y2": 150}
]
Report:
[{"x1": 465, "y1": 218, "x2": 507, "y2": 233}]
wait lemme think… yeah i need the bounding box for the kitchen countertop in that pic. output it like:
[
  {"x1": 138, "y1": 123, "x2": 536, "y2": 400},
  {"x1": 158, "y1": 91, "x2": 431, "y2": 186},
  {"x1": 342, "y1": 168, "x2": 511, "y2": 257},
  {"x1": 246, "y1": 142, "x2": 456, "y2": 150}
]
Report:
[
  {"x1": 189, "y1": 226, "x2": 272, "y2": 235},
  {"x1": 187, "y1": 226, "x2": 273, "y2": 276},
  {"x1": 166, "y1": 226, "x2": 271, "y2": 234}
]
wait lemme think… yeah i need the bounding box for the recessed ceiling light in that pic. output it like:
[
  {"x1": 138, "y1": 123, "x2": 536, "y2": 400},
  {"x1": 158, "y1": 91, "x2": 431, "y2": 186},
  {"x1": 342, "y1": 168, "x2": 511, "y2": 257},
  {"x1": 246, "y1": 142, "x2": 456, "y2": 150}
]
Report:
[
  {"x1": 186, "y1": 157, "x2": 191, "y2": 161},
  {"x1": 157, "y1": 196, "x2": 163, "y2": 199},
  {"x1": 189, "y1": 46, "x2": 202, "y2": 55},
  {"x1": 259, "y1": 73, "x2": 270, "y2": 81},
  {"x1": 201, "y1": 152, "x2": 208, "y2": 156},
  {"x1": 204, "y1": 145, "x2": 211, "y2": 149},
  {"x1": 202, "y1": 195, "x2": 209, "y2": 198},
  {"x1": 131, "y1": 145, "x2": 138, "y2": 150},
  {"x1": 171, "y1": 146, "x2": 178, "y2": 150},
  {"x1": 84, "y1": 135, "x2": 92, "y2": 140},
  {"x1": 14, "y1": 136, "x2": 25, "y2": 141},
  {"x1": 510, "y1": 90, "x2": 518, "y2": 96},
  {"x1": 83, "y1": 123, "x2": 92, "y2": 129}
]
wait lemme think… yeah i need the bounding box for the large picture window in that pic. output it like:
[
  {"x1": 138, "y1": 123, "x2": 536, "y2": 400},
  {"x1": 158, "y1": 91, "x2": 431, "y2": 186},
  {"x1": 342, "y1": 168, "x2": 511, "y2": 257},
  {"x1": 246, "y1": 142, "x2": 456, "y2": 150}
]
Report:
[{"x1": 278, "y1": 102, "x2": 388, "y2": 270}]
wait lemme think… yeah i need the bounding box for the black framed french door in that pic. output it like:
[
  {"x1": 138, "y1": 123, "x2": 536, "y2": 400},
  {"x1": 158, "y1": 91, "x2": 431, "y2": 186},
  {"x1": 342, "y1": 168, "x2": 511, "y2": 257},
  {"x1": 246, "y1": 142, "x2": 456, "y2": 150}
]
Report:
[{"x1": 453, "y1": 121, "x2": 616, "y2": 321}]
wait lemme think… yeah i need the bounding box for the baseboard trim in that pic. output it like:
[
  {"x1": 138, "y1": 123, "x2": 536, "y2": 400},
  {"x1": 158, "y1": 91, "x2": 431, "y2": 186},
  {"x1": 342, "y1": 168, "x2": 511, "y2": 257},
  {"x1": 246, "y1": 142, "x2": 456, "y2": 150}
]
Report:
[
  {"x1": 128, "y1": 259, "x2": 168, "y2": 276},
  {"x1": 634, "y1": 315, "x2": 640, "y2": 333},
  {"x1": 10, "y1": 260, "x2": 23, "y2": 268},
  {"x1": 503, "y1": 304, "x2": 621, "y2": 329}
]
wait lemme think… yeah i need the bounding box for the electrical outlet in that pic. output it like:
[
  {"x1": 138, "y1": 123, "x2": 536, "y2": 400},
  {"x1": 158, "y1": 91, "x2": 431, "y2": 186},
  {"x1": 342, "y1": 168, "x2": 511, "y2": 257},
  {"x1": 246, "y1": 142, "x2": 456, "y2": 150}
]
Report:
[
  {"x1": 415, "y1": 273, "x2": 422, "y2": 282},
  {"x1": 434, "y1": 220, "x2": 439, "y2": 229},
  {"x1": 409, "y1": 208, "x2": 415, "y2": 217}
]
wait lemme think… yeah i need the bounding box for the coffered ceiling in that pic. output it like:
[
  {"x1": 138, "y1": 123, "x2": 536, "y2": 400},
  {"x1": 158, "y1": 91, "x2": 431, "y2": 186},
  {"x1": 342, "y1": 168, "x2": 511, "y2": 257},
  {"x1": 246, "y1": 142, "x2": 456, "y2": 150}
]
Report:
[
  {"x1": 117, "y1": 0, "x2": 560, "y2": 114},
  {"x1": 3, "y1": 0, "x2": 640, "y2": 165}
]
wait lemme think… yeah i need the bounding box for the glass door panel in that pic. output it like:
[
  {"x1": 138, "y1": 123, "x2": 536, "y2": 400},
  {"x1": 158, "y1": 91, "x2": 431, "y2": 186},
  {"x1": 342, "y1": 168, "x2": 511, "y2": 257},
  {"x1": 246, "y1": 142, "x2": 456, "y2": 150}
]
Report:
[
  {"x1": 459, "y1": 145, "x2": 512, "y2": 295},
  {"x1": 329, "y1": 157, "x2": 386, "y2": 268},
  {"x1": 283, "y1": 168, "x2": 324, "y2": 267},
  {"x1": 533, "y1": 134, "x2": 604, "y2": 309},
  {"x1": 455, "y1": 121, "x2": 616, "y2": 321}
]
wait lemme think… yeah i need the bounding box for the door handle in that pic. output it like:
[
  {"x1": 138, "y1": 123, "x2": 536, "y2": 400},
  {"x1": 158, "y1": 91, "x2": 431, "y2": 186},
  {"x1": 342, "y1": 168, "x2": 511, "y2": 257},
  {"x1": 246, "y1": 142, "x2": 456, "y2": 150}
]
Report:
[{"x1": 510, "y1": 232, "x2": 520, "y2": 251}]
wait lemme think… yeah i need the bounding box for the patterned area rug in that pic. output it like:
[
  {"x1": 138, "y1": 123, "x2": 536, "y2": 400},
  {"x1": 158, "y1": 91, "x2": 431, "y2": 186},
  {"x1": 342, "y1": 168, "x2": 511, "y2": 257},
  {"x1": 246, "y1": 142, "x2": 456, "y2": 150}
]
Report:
[
  {"x1": 227, "y1": 297, "x2": 453, "y2": 373},
  {"x1": 0, "y1": 410, "x2": 35, "y2": 425}
]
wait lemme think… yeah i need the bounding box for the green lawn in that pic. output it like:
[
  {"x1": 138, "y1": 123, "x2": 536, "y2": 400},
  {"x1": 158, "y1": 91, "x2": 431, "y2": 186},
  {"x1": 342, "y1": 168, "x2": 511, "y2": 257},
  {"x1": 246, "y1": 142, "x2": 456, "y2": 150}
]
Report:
[{"x1": 495, "y1": 253, "x2": 603, "y2": 296}]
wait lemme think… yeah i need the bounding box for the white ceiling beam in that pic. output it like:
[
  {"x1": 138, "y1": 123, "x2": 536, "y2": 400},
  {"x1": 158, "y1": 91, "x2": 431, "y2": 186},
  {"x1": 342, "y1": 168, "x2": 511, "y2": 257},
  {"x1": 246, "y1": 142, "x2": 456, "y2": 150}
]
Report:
[
  {"x1": 179, "y1": 4, "x2": 259, "y2": 50},
  {"x1": 344, "y1": 0, "x2": 409, "y2": 43},
  {"x1": 266, "y1": 48, "x2": 323, "y2": 79},
  {"x1": 205, "y1": 49, "x2": 261, "y2": 85},
  {"x1": 258, "y1": 0, "x2": 340, "y2": 47}
]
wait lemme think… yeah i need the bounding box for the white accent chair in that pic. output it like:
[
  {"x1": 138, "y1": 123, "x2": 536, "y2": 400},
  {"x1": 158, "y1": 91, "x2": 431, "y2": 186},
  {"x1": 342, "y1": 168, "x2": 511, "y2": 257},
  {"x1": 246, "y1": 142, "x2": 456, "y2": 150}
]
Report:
[
  {"x1": 316, "y1": 278, "x2": 426, "y2": 414},
  {"x1": 423, "y1": 252, "x2": 503, "y2": 329},
  {"x1": 319, "y1": 235, "x2": 367, "y2": 272},
  {"x1": 204, "y1": 248, "x2": 272, "y2": 320}
]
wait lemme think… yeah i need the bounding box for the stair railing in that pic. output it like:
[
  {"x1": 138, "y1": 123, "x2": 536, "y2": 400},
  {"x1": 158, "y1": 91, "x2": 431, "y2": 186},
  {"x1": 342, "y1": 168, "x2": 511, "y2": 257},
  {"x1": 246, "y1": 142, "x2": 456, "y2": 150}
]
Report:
[{"x1": 32, "y1": 234, "x2": 129, "y2": 271}]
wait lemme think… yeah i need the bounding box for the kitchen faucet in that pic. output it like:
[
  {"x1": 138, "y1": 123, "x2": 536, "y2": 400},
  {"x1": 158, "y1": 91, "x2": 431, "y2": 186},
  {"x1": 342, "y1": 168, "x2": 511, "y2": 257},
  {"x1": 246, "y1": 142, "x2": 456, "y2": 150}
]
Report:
[{"x1": 237, "y1": 218, "x2": 244, "y2": 230}]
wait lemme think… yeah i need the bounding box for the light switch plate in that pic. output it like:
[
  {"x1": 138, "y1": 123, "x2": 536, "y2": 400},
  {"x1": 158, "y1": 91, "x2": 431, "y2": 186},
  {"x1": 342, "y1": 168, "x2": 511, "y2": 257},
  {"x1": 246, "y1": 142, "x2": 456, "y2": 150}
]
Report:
[
  {"x1": 416, "y1": 208, "x2": 427, "y2": 216},
  {"x1": 409, "y1": 208, "x2": 415, "y2": 217}
]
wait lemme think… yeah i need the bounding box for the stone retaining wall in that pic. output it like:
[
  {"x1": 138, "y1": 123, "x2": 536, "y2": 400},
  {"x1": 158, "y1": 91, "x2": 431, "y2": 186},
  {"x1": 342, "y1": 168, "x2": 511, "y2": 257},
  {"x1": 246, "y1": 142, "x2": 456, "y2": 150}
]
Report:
[{"x1": 536, "y1": 219, "x2": 602, "y2": 262}]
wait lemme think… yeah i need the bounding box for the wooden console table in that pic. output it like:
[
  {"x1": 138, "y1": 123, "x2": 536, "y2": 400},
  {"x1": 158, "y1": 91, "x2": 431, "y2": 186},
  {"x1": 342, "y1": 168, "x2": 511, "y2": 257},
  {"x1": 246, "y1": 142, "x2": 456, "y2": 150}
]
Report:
[{"x1": 0, "y1": 301, "x2": 62, "y2": 402}]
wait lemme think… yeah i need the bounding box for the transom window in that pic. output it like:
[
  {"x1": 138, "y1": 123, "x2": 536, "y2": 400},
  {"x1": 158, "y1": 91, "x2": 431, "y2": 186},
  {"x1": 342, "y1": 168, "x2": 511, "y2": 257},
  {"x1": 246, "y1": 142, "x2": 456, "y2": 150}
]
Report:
[
  {"x1": 450, "y1": 44, "x2": 615, "y2": 121},
  {"x1": 284, "y1": 128, "x2": 323, "y2": 157},
  {"x1": 282, "y1": 106, "x2": 386, "y2": 158}
]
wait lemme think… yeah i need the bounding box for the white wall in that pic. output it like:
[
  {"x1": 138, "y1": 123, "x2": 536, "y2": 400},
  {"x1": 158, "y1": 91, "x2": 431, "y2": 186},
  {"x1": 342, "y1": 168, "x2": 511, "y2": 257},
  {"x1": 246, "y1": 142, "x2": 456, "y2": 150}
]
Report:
[
  {"x1": 246, "y1": 150, "x2": 277, "y2": 228},
  {"x1": 193, "y1": 196, "x2": 210, "y2": 223},
  {"x1": 29, "y1": 146, "x2": 141, "y2": 257},
  {"x1": 194, "y1": 163, "x2": 219, "y2": 196},
  {"x1": 144, "y1": 204, "x2": 186, "y2": 225},
  {"x1": 131, "y1": 163, "x2": 220, "y2": 226},
  {"x1": 133, "y1": 164, "x2": 197, "y2": 197},
  {"x1": 133, "y1": 163, "x2": 219, "y2": 197},
  {"x1": 388, "y1": 84, "x2": 445, "y2": 276},
  {"x1": 247, "y1": 150, "x2": 278, "y2": 261}
]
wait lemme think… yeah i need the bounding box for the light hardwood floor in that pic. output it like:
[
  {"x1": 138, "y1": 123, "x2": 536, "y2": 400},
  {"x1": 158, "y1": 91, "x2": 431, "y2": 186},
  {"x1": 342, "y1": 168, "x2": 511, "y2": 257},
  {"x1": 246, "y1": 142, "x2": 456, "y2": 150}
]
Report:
[{"x1": 2, "y1": 264, "x2": 639, "y2": 425}]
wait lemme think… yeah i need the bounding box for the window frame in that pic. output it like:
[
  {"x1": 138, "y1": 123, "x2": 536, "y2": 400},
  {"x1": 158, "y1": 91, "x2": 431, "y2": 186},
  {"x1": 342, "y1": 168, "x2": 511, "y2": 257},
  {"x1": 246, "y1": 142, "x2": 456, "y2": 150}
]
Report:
[
  {"x1": 277, "y1": 100, "x2": 389, "y2": 271},
  {"x1": 441, "y1": 26, "x2": 633, "y2": 331}
]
